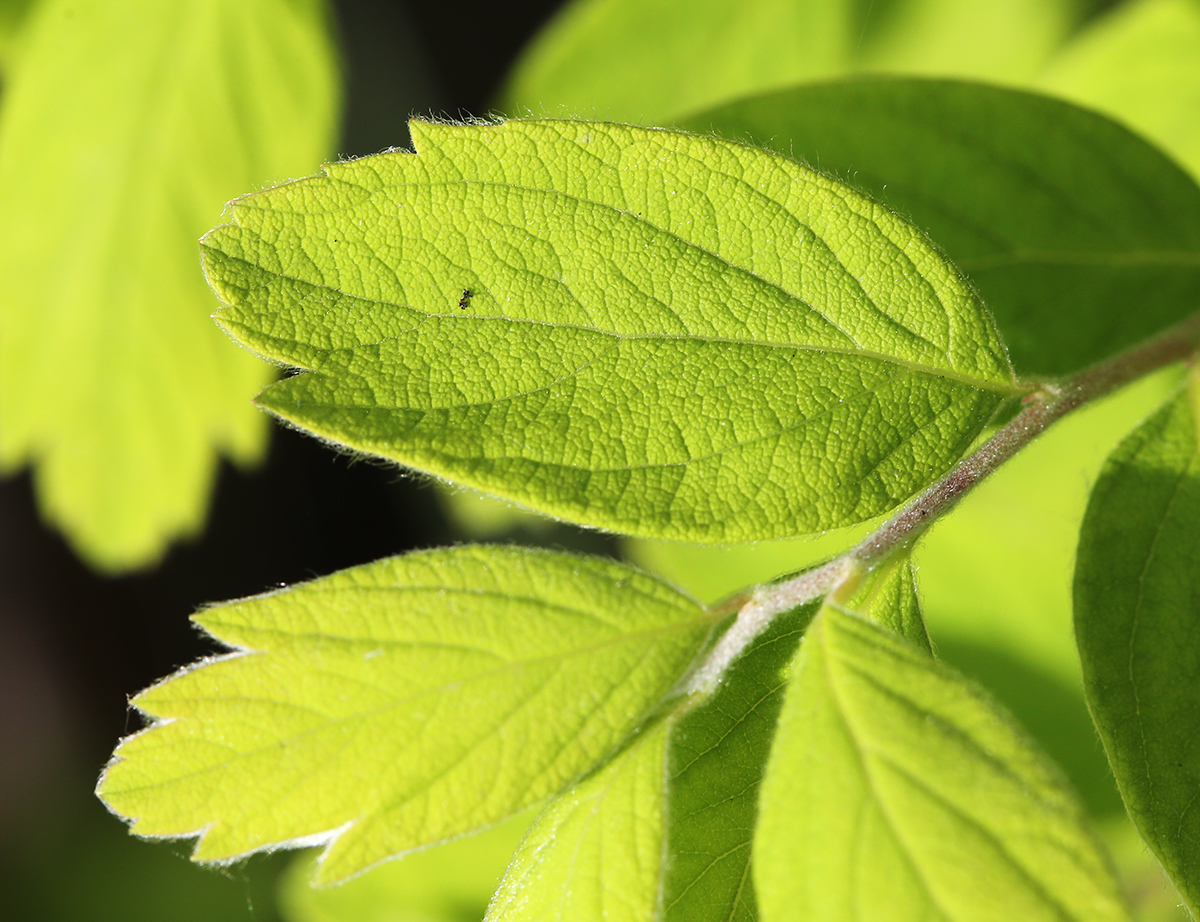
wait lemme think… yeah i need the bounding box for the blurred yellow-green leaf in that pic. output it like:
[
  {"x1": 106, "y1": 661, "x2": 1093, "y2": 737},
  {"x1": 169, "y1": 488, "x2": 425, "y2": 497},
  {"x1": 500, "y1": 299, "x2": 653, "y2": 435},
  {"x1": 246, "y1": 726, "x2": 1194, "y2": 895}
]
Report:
[
  {"x1": 0, "y1": 0, "x2": 34, "y2": 74},
  {"x1": 501, "y1": 0, "x2": 1078, "y2": 124},
  {"x1": 1040, "y1": 0, "x2": 1200, "y2": 180},
  {"x1": 280, "y1": 813, "x2": 532, "y2": 922},
  {"x1": 852, "y1": 0, "x2": 1073, "y2": 82},
  {"x1": 0, "y1": 0, "x2": 339, "y2": 571}
]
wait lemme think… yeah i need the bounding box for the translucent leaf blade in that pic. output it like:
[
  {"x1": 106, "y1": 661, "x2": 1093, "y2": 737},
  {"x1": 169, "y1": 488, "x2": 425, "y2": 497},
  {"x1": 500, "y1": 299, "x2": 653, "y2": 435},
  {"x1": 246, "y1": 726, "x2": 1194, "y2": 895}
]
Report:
[
  {"x1": 97, "y1": 546, "x2": 716, "y2": 884},
  {"x1": 680, "y1": 78, "x2": 1200, "y2": 377},
  {"x1": 499, "y1": 0, "x2": 853, "y2": 125},
  {"x1": 1075, "y1": 379, "x2": 1200, "y2": 914},
  {"x1": 756, "y1": 607, "x2": 1130, "y2": 922},
  {"x1": 0, "y1": 0, "x2": 338, "y2": 570},
  {"x1": 661, "y1": 600, "x2": 819, "y2": 922},
  {"x1": 203, "y1": 119, "x2": 1016, "y2": 543},
  {"x1": 485, "y1": 721, "x2": 669, "y2": 922},
  {"x1": 487, "y1": 598, "x2": 825, "y2": 922}
]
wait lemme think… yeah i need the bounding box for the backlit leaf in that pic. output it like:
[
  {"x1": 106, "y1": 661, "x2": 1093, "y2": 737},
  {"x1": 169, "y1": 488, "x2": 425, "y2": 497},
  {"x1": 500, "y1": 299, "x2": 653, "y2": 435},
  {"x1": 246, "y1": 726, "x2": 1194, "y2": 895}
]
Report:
[
  {"x1": 838, "y1": 553, "x2": 930, "y2": 651},
  {"x1": 0, "y1": 0, "x2": 338, "y2": 570},
  {"x1": 487, "y1": 596, "x2": 824, "y2": 922},
  {"x1": 661, "y1": 600, "x2": 818, "y2": 922},
  {"x1": 485, "y1": 721, "x2": 670, "y2": 922},
  {"x1": 680, "y1": 78, "x2": 1200, "y2": 376},
  {"x1": 203, "y1": 118, "x2": 1016, "y2": 543},
  {"x1": 756, "y1": 606, "x2": 1130, "y2": 921},
  {"x1": 1075, "y1": 376, "x2": 1200, "y2": 915},
  {"x1": 97, "y1": 545, "x2": 716, "y2": 884},
  {"x1": 500, "y1": 0, "x2": 851, "y2": 125}
]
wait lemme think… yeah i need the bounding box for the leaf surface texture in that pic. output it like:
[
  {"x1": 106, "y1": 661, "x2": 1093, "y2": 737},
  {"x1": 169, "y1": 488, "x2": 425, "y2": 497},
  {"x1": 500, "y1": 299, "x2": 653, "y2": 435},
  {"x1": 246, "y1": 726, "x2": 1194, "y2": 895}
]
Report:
[
  {"x1": 204, "y1": 119, "x2": 1014, "y2": 542},
  {"x1": 755, "y1": 607, "x2": 1130, "y2": 921},
  {"x1": 98, "y1": 546, "x2": 714, "y2": 883},
  {"x1": 682, "y1": 79, "x2": 1200, "y2": 377},
  {"x1": 486, "y1": 721, "x2": 669, "y2": 922}
]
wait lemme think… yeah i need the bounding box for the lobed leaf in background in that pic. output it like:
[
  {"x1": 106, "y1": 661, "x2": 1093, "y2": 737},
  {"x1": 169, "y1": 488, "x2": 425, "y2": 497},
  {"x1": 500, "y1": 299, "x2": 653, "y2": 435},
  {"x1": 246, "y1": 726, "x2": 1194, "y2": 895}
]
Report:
[
  {"x1": 681, "y1": 78, "x2": 1200, "y2": 378},
  {"x1": 1075, "y1": 372, "x2": 1200, "y2": 915},
  {"x1": 203, "y1": 118, "x2": 1017, "y2": 543},
  {"x1": 0, "y1": 0, "x2": 338, "y2": 571},
  {"x1": 1040, "y1": 0, "x2": 1200, "y2": 181},
  {"x1": 98, "y1": 546, "x2": 717, "y2": 884},
  {"x1": 500, "y1": 0, "x2": 1075, "y2": 125},
  {"x1": 757, "y1": 598, "x2": 1131, "y2": 922}
]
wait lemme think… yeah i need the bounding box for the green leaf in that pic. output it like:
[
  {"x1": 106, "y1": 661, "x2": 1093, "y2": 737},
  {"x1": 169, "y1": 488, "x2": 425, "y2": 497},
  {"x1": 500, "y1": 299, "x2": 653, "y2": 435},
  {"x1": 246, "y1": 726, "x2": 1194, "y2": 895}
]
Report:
[
  {"x1": 1040, "y1": 0, "x2": 1200, "y2": 182},
  {"x1": 97, "y1": 545, "x2": 716, "y2": 884},
  {"x1": 679, "y1": 78, "x2": 1200, "y2": 377},
  {"x1": 661, "y1": 600, "x2": 818, "y2": 922},
  {"x1": 850, "y1": 0, "x2": 1073, "y2": 83},
  {"x1": 0, "y1": 0, "x2": 338, "y2": 571},
  {"x1": 756, "y1": 606, "x2": 1130, "y2": 922},
  {"x1": 918, "y1": 369, "x2": 1182, "y2": 825},
  {"x1": 203, "y1": 118, "x2": 1016, "y2": 543},
  {"x1": 838, "y1": 554, "x2": 931, "y2": 651},
  {"x1": 660, "y1": 558, "x2": 922, "y2": 922},
  {"x1": 279, "y1": 812, "x2": 533, "y2": 922},
  {"x1": 499, "y1": 0, "x2": 1075, "y2": 125},
  {"x1": 486, "y1": 721, "x2": 670, "y2": 922},
  {"x1": 0, "y1": 0, "x2": 35, "y2": 74},
  {"x1": 487, "y1": 596, "x2": 824, "y2": 922},
  {"x1": 1075, "y1": 377, "x2": 1200, "y2": 915},
  {"x1": 500, "y1": 0, "x2": 852, "y2": 125}
]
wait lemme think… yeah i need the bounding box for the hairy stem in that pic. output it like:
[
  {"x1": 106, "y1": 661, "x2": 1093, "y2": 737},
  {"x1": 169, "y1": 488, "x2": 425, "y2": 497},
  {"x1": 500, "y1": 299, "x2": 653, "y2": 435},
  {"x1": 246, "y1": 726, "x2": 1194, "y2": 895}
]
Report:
[{"x1": 689, "y1": 312, "x2": 1200, "y2": 692}]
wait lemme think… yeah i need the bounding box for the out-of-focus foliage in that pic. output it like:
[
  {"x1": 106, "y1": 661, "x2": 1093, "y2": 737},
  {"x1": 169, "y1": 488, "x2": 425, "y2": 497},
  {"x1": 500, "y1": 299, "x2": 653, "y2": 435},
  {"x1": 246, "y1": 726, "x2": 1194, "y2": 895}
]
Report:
[
  {"x1": 0, "y1": 0, "x2": 34, "y2": 73},
  {"x1": 280, "y1": 814, "x2": 532, "y2": 922},
  {"x1": 1040, "y1": 0, "x2": 1200, "y2": 179},
  {"x1": 0, "y1": 0, "x2": 338, "y2": 571},
  {"x1": 501, "y1": 0, "x2": 1075, "y2": 123}
]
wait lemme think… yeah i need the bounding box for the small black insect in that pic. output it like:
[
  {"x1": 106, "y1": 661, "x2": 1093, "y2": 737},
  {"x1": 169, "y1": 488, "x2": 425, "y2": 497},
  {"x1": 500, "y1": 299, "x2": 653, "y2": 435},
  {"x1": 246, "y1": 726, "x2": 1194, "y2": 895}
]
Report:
[{"x1": 459, "y1": 288, "x2": 472, "y2": 310}]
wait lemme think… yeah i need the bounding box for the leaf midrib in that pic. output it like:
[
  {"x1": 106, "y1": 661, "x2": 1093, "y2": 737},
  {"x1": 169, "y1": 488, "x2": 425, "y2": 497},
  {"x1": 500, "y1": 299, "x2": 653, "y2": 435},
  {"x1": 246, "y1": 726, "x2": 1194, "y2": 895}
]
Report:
[
  {"x1": 821, "y1": 614, "x2": 1085, "y2": 922},
  {"x1": 201, "y1": 584, "x2": 701, "y2": 653},
  {"x1": 227, "y1": 167, "x2": 1009, "y2": 384},
  {"x1": 224, "y1": 278, "x2": 1019, "y2": 395}
]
